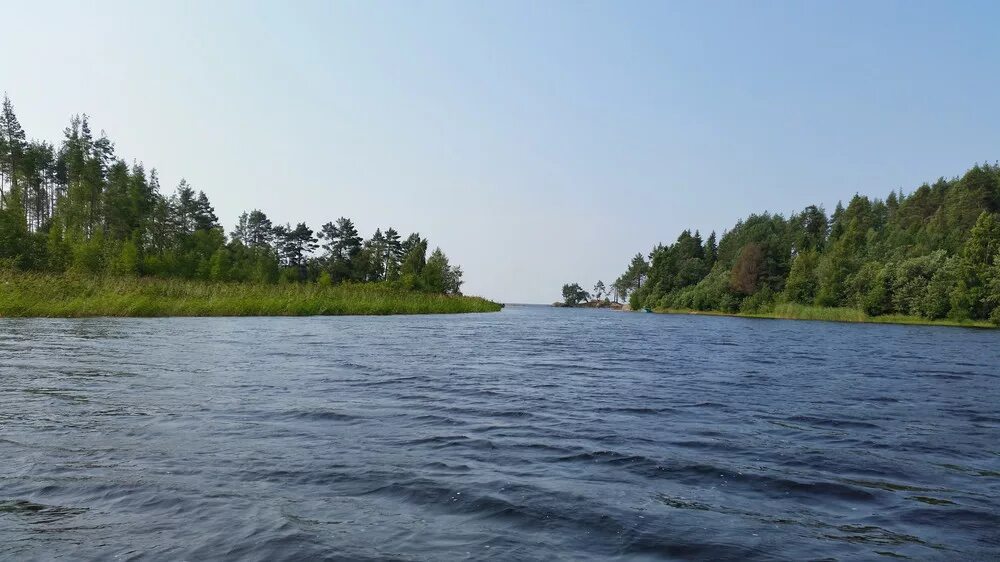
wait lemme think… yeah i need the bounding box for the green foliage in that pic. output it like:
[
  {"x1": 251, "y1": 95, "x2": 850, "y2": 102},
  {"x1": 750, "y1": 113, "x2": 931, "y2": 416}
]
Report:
[
  {"x1": 593, "y1": 280, "x2": 606, "y2": 300},
  {"x1": 108, "y1": 239, "x2": 140, "y2": 276},
  {"x1": 855, "y1": 262, "x2": 892, "y2": 316},
  {"x1": 921, "y1": 256, "x2": 960, "y2": 319},
  {"x1": 769, "y1": 303, "x2": 868, "y2": 323},
  {"x1": 71, "y1": 232, "x2": 104, "y2": 274},
  {"x1": 0, "y1": 271, "x2": 502, "y2": 317},
  {"x1": 422, "y1": 248, "x2": 463, "y2": 294},
  {"x1": 617, "y1": 162, "x2": 1000, "y2": 325},
  {"x1": 209, "y1": 247, "x2": 231, "y2": 281},
  {"x1": 814, "y1": 243, "x2": 853, "y2": 307},
  {"x1": 628, "y1": 289, "x2": 642, "y2": 311},
  {"x1": 740, "y1": 286, "x2": 775, "y2": 314},
  {"x1": 891, "y1": 251, "x2": 947, "y2": 316},
  {"x1": 784, "y1": 250, "x2": 819, "y2": 304},
  {"x1": 672, "y1": 265, "x2": 735, "y2": 312},
  {"x1": 46, "y1": 221, "x2": 70, "y2": 272},
  {"x1": 653, "y1": 302, "x2": 992, "y2": 328},
  {"x1": 0, "y1": 95, "x2": 476, "y2": 310},
  {"x1": 0, "y1": 189, "x2": 28, "y2": 266},
  {"x1": 561, "y1": 282, "x2": 590, "y2": 305},
  {"x1": 622, "y1": 253, "x2": 649, "y2": 293}
]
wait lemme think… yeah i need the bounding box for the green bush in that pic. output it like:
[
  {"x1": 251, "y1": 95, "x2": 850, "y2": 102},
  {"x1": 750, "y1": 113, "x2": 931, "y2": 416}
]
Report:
[{"x1": 740, "y1": 286, "x2": 776, "y2": 314}]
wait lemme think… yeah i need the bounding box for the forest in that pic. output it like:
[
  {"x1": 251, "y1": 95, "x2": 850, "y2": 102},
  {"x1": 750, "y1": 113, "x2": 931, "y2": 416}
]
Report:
[
  {"x1": 0, "y1": 95, "x2": 464, "y2": 295},
  {"x1": 605, "y1": 162, "x2": 1000, "y2": 324}
]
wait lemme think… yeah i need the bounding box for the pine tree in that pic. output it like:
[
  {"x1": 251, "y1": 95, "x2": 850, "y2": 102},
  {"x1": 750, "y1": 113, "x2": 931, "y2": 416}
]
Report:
[
  {"x1": 383, "y1": 227, "x2": 403, "y2": 280},
  {"x1": 593, "y1": 280, "x2": 606, "y2": 300},
  {"x1": 624, "y1": 253, "x2": 649, "y2": 291},
  {"x1": 0, "y1": 94, "x2": 27, "y2": 207},
  {"x1": 193, "y1": 192, "x2": 219, "y2": 231},
  {"x1": 274, "y1": 222, "x2": 317, "y2": 277},
  {"x1": 320, "y1": 217, "x2": 362, "y2": 262},
  {"x1": 705, "y1": 231, "x2": 718, "y2": 266},
  {"x1": 103, "y1": 160, "x2": 132, "y2": 240},
  {"x1": 172, "y1": 179, "x2": 197, "y2": 235},
  {"x1": 366, "y1": 228, "x2": 386, "y2": 281}
]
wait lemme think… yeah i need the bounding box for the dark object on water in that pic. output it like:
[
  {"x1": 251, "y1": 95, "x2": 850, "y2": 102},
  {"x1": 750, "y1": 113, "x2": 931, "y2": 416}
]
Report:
[{"x1": 642, "y1": 307, "x2": 652, "y2": 313}]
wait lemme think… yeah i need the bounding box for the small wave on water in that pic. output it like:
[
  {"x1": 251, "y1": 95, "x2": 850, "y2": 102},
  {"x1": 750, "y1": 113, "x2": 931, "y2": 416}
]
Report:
[
  {"x1": 1, "y1": 306, "x2": 998, "y2": 560},
  {"x1": 0, "y1": 500, "x2": 88, "y2": 524}
]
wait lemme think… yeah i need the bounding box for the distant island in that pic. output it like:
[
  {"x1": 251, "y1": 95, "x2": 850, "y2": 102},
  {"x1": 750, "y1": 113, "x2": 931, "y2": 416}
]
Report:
[
  {"x1": 552, "y1": 300, "x2": 626, "y2": 310},
  {"x1": 565, "y1": 162, "x2": 1000, "y2": 328},
  {"x1": 0, "y1": 95, "x2": 500, "y2": 316},
  {"x1": 553, "y1": 281, "x2": 627, "y2": 310}
]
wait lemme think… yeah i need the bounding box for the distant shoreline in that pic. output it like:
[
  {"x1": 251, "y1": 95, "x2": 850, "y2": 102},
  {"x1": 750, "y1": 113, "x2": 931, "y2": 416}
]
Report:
[
  {"x1": 652, "y1": 303, "x2": 996, "y2": 329},
  {"x1": 551, "y1": 300, "x2": 627, "y2": 311},
  {"x1": 547, "y1": 298, "x2": 994, "y2": 328}
]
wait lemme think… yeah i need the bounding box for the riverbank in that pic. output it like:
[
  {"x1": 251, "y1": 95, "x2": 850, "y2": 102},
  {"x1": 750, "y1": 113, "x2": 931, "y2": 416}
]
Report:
[
  {"x1": 0, "y1": 272, "x2": 502, "y2": 317},
  {"x1": 653, "y1": 303, "x2": 996, "y2": 329}
]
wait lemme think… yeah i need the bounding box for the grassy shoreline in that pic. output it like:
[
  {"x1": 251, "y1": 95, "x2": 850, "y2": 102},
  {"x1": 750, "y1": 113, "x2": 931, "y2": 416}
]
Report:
[
  {"x1": 652, "y1": 303, "x2": 996, "y2": 329},
  {"x1": 0, "y1": 272, "x2": 502, "y2": 317}
]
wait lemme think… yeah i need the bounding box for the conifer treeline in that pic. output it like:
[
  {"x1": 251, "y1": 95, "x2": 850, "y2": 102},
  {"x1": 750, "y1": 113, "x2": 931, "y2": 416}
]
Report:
[
  {"x1": 613, "y1": 163, "x2": 1000, "y2": 323},
  {"x1": 0, "y1": 95, "x2": 463, "y2": 293}
]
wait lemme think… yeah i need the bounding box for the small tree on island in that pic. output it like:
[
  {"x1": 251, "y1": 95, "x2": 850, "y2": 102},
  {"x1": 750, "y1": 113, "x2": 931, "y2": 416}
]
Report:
[
  {"x1": 561, "y1": 283, "x2": 590, "y2": 305},
  {"x1": 593, "y1": 280, "x2": 606, "y2": 301}
]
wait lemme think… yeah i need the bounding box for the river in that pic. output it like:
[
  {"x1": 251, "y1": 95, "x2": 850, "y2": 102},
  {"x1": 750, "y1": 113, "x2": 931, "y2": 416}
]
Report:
[{"x1": 1, "y1": 306, "x2": 998, "y2": 560}]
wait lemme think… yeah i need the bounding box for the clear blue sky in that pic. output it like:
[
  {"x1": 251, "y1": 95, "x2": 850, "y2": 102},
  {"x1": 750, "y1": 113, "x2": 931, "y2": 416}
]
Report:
[{"x1": 2, "y1": 1, "x2": 999, "y2": 303}]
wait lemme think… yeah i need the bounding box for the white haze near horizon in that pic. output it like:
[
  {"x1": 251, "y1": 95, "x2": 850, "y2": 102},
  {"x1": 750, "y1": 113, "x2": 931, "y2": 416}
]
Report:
[{"x1": 2, "y1": 1, "x2": 999, "y2": 303}]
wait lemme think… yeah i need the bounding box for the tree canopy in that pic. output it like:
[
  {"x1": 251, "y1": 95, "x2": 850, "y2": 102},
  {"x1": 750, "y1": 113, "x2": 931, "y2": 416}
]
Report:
[
  {"x1": 612, "y1": 163, "x2": 1000, "y2": 323},
  {"x1": 561, "y1": 283, "x2": 590, "y2": 305},
  {"x1": 0, "y1": 95, "x2": 464, "y2": 294}
]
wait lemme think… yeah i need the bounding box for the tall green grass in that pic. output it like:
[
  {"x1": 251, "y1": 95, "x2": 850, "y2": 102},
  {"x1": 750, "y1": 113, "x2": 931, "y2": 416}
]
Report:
[
  {"x1": 654, "y1": 302, "x2": 995, "y2": 329},
  {"x1": 766, "y1": 303, "x2": 869, "y2": 322},
  {"x1": 0, "y1": 271, "x2": 503, "y2": 317}
]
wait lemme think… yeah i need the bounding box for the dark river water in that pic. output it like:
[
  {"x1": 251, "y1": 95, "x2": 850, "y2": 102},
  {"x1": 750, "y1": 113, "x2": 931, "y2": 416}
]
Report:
[{"x1": 1, "y1": 306, "x2": 998, "y2": 561}]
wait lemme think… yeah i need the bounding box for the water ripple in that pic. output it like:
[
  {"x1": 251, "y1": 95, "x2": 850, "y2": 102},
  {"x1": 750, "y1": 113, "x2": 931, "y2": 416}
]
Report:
[{"x1": 1, "y1": 306, "x2": 998, "y2": 560}]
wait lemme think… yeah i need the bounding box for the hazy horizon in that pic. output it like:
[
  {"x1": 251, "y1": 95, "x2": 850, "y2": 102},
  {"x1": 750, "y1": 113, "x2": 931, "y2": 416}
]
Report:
[{"x1": 3, "y1": 0, "x2": 999, "y2": 303}]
